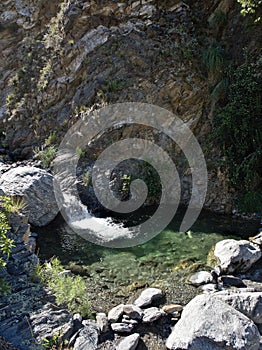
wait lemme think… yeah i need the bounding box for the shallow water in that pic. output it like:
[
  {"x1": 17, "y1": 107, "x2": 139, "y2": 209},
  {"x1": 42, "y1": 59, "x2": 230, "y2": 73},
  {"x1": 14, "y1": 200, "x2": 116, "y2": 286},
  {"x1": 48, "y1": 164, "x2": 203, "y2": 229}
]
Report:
[
  {"x1": 35, "y1": 207, "x2": 259, "y2": 270},
  {"x1": 35, "y1": 208, "x2": 260, "y2": 310}
]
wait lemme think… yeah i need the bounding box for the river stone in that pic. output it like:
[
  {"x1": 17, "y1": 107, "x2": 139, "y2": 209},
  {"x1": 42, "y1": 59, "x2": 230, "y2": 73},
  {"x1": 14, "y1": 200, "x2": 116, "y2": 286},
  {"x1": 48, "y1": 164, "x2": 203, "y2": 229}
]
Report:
[
  {"x1": 142, "y1": 307, "x2": 164, "y2": 323},
  {"x1": 134, "y1": 288, "x2": 163, "y2": 307},
  {"x1": 111, "y1": 322, "x2": 134, "y2": 333},
  {"x1": 189, "y1": 271, "x2": 214, "y2": 286},
  {"x1": 0, "y1": 166, "x2": 59, "y2": 226},
  {"x1": 116, "y1": 333, "x2": 140, "y2": 350},
  {"x1": 108, "y1": 304, "x2": 124, "y2": 322},
  {"x1": 162, "y1": 304, "x2": 183, "y2": 314},
  {"x1": 166, "y1": 294, "x2": 260, "y2": 350},
  {"x1": 214, "y1": 239, "x2": 261, "y2": 274},
  {"x1": 73, "y1": 321, "x2": 99, "y2": 350},
  {"x1": 214, "y1": 292, "x2": 262, "y2": 324},
  {"x1": 123, "y1": 304, "x2": 143, "y2": 320}
]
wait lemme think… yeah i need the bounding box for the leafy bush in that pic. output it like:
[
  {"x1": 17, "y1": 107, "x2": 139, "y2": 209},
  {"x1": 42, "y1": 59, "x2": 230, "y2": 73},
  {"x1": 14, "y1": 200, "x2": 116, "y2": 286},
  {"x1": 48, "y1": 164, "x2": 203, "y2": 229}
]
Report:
[
  {"x1": 37, "y1": 257, "x2": 92, "y2": 317},
  {"x1": 0, "y1": 196, "x2": 17, "y2": 295},
  {"x1": 34, "y1": 145, "x2": 57, "y2": 168},
  {"x1": 213, "y1": 53, "x2": 262, "y2": 212},
  {"x1": 237, "y1": 0, "x2": 262, "y2": 21}
]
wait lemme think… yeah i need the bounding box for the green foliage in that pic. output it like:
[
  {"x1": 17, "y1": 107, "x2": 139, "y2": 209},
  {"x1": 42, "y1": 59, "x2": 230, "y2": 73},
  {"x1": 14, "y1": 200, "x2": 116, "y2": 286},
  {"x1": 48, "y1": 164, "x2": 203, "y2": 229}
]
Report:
[
  {"x1": 237, "y1": 0, "x2": 262, "y2": 21},
  {"x1": 0, "y1": 196, "x2": 17, "y2": 295},
  {"x1": 238, "y1": 188, "x2": 262, "y2": 214},
  {"x1": 76, "y1": 146, "x2": 85, "y2": 158},
  {"x1": 0, "y1": 195, "x2": 26, "y2": 213},
  {"x1": 42, "y1": 333, "x2": 60, "y2": 349},
  {"x1": 82, "y1": 171, "x2": 91, "y2": 187},
  {"x1": 202, "y1": 40, "x2": 225, "y2": 80},
  {"x1": 213, "y1": 53, "x2": 262, "y2": 210},
  {"x1": 37, "y1": 257, "x2": 92, "y2": 317},
  {"x1": 35, "y1": 145, "x2": 57, "y2": 168},
  {"x1": 45, "y1": 132, "x2": 57, "y2": 146},
  {"x1": 102, "y1": 80, "x2": 128, "y2": 93}
]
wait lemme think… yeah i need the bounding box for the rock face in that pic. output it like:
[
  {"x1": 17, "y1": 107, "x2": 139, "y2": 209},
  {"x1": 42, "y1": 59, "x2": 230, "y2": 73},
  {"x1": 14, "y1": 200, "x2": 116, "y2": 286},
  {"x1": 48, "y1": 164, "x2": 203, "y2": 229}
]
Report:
[
  {"x1": 214, "y1": 239, "x2": 262, "y2": 274},
  {"x1": 0, "y1": 166, "x2": 59, "y2": 226},
  {"x1": 214, "y1": 292, "x2": 262, "y2": 324},
  {"x1": 166, "y1": 294, "x2": 260, "y2": 350},
  {"x1": 0, "y1": 0, "x2": 245, "y2": 213}
]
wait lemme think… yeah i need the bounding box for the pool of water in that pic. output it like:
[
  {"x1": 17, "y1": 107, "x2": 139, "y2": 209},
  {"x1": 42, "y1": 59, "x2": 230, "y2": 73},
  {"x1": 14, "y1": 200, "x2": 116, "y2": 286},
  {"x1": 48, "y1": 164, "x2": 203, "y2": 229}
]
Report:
[
  {"x1": 34, "y1": 208, "x2": 260, "y2": 309},
  {"x1": 35, "y1": 207, "x2": 260, "y2": 267}
]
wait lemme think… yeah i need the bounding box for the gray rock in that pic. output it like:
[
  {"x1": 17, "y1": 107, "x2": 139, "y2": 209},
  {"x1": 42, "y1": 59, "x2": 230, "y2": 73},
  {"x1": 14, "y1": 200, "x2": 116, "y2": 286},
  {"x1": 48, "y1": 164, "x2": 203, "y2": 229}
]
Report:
[
  {"x1": 219, "y1": 275, "x2": 246, "y2": 288},
  {"x1": 108, "y1": 304, "x2": 124, "y2": 322},
  {"x1": 142, "y1": 307, "x2": 164, "y2": 323},
  {"x1": 73, "y1": 322, "x2": 99, "y2": 350},
  {"x1": 0, "y1": 166, "x2": 59, "y2": 226},
  {"x1": 96, "y1": 312, "x2": 108, "y2": 332},
  {"x1": 214, "y1": 292, "x2": 262, "y2": 324},
  {"x1": 189, "y1": 271, "x2": 214, "y2": 286},
  {"x1": 134, "y1": 288, "x2": 163, "y2": 307},
  {"x1": 166, "y1": 294, "x2": 260, "y2": 350},
  {"x1": 214, "y1": 239, "x2": 261, "y2": 274},
  {"x1": 111, "y1": 322, "x2": 134, "y2": 333},
  {"x1": 116, "y1": 333, "x2": 140, "y2": 350},
  {"x1": 122, "y1": 315, "x2": 139, "y2": 325},
  {"x1": 123, "y1": 304, "x2": 143, "y2": 320}
]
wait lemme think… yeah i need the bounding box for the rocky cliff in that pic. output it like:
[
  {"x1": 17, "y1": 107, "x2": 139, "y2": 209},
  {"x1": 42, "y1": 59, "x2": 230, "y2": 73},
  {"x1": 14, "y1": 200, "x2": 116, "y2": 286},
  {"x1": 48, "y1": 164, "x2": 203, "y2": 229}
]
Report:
[{"x1": 0, "y1": 0, "x2": 261, "y2": 214}]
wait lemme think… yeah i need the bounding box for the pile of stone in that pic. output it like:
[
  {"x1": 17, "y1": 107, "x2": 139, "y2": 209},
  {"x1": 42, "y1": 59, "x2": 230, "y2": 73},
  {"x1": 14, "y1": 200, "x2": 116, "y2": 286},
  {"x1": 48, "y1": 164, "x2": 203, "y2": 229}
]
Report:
[
  {"x1": 96, "y1": 287, "x2": 183, "y2": 350},
  {"x1": 166, "y1": 237, "x2": 262, "y2": 350}
]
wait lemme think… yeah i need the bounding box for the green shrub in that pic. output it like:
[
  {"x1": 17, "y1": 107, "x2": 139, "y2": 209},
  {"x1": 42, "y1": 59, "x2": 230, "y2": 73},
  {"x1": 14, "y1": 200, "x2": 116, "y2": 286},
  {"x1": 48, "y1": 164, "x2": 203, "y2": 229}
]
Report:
[
  {"x1": 213, "y1": 53, "x2": 262, "y2": 211},
  {"x1": 35, "y1": 145, "x2": 57, "y2": 168},
  {"x1": 37, "y1": 257, "x2": 92, "y2": 317},
  {"x1": 237, "y1": 0, "x2": 262, "y2": 21},
  {"x1": 0, "y1": 196, "x2": 17, "y2": 295}
]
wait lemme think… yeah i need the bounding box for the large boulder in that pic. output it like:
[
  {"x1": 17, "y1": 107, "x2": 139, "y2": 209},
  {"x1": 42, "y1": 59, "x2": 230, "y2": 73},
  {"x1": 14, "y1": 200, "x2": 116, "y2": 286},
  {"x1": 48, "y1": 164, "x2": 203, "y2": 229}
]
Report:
[
  {"x1": 0, "y1": 166, "x2": 59, "y2": 226},
  {"x1": 214, "y1": 292, "x2": 262, "y2": 324},
  {"x1": 166, "y1": 294, "x2": 260, "y2": 350},
  {"x1": 214, "y1": 239, "x2": 261, "y2": 274}
]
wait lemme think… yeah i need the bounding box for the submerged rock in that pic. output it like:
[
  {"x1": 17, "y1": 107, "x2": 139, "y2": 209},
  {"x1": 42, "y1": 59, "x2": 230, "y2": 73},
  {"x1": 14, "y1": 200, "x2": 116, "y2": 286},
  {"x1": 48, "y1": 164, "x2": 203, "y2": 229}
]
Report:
[
  {"x1": 214, "y1": 239, "x2": 261, "y2": 274},
  {"x1": 166, "y1": 294, "x2": 260, "y2": 350},
  {"x1": 0, "y1": 166, "x2": 59, "y2": 226}
]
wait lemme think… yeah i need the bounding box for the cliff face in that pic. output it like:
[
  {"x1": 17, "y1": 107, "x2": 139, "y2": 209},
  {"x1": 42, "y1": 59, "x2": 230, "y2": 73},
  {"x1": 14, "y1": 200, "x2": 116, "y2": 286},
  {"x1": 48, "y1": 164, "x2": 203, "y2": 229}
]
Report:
[{"x1": 0, "y1": 0, "x2": 260, "y2": 213}]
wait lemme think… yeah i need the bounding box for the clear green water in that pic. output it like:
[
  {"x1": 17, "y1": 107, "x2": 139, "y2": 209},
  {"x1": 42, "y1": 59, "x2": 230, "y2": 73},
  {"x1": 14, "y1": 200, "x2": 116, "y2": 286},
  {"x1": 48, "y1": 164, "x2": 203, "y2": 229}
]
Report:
[
  {"x1": 36, "y1": 207, "x2": 259, "y2": 271},
  {"x1": 35, "y1": 209, "x2": 260, "y2": 308}
]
